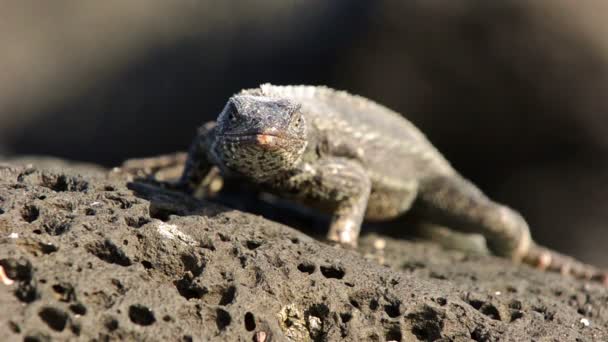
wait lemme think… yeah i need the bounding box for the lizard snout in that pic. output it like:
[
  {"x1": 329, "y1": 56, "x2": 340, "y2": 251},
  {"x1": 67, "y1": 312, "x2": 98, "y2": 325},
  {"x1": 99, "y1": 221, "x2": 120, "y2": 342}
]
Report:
[{"x1": 256, "y1": 134, "x2": 278, "y2": 146}]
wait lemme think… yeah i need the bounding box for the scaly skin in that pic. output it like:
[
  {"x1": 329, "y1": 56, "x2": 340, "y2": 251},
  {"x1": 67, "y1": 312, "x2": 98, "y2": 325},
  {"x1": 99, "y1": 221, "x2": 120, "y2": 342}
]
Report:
[{"x1": 125, "y1": 84, "x2": 607, "y2": 284}]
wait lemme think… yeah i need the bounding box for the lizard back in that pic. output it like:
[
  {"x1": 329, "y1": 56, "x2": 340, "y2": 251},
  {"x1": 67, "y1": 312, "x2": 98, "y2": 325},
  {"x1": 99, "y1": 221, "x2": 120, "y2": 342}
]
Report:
[{"x1": 243, "y1": 84, "x2": 455, "y2": 185}]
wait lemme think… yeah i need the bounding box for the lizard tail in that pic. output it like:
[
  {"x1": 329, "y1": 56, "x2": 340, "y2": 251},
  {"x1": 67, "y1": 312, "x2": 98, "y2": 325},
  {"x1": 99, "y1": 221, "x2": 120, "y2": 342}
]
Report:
[{"x1": 523, "y1": 243, "x2": 608, "y2": 286}]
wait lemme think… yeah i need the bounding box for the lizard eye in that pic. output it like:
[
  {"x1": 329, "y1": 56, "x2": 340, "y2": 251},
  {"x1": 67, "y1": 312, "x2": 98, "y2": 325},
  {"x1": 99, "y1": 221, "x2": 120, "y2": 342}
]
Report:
[{"x1": 226, "y1": 101, "x2": 239, "y2": 122}]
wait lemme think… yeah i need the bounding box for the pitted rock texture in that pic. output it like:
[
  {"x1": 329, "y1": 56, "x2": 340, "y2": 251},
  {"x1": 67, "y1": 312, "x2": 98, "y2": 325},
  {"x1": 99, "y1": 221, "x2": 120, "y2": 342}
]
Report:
[{"x1": 0, "y1": 159, "x2": 606, "y2": 341}]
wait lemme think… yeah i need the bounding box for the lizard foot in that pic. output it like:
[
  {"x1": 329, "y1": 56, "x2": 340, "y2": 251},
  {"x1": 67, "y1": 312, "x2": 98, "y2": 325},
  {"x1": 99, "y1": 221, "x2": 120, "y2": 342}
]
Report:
[
  {"x1": 119, "y1": 153, "x2": 223, "y2": 198},
  {"x1": 326, "y1": 218, "x2": 360, "y2": 249},
  {"x1": 121, "y1": 153, "x2": 188, "y2": 181},
  {"x1": 325, "y1": 238, "x2": 357, "y2": 250},
  {"x1": 523, "y1": 244, "x2": 608, "y2": 286}
]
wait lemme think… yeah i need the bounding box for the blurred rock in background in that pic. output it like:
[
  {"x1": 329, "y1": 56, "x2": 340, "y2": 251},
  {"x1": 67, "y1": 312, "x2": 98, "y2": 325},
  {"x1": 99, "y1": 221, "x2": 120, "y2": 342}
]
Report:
[{"x1": 1, "y1": 0, "x2": 607, "y2": 266}]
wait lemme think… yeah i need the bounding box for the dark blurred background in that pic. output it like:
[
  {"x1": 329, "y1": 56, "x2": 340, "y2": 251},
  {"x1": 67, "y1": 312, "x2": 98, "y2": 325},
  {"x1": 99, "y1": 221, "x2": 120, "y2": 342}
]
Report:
[{"x1": 1, "y1": 0, "x2": 607, "y2": 266}]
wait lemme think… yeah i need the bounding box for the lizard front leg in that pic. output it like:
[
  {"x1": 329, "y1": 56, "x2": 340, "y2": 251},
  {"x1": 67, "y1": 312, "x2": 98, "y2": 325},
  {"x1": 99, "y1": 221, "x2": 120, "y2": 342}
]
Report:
[
  {"x1": 120, "y1": 122, "x2": 222, "y2": 197},
  {"x1": 287, "y1": 157, "x2": 371, "y2": 248},
  {"x1": 178, "y1": 122, "x2": 223, "y2": 198},
  {"x1": 119, "y1": 122, "x2": 219, "y2": 188}
]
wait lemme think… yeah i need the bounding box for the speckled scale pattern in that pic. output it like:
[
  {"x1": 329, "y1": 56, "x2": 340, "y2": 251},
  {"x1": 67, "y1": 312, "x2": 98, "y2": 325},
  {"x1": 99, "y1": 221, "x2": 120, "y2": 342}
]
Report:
[{"x1": 168, "y1": 84, "x2": 608, "y2": 283}]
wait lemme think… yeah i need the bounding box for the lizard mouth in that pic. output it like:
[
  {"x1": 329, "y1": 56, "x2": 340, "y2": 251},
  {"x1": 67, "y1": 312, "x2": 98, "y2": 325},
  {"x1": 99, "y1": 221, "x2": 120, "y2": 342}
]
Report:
[{"x1": 221, "y1": 132, "x2": 303, "y2": 147}]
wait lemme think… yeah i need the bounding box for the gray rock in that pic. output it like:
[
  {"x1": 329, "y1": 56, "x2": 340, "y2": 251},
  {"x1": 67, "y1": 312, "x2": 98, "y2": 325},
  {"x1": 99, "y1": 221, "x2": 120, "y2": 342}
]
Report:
[{"x1": 0, "y1": 158, "x2": 606, "y2": 341}]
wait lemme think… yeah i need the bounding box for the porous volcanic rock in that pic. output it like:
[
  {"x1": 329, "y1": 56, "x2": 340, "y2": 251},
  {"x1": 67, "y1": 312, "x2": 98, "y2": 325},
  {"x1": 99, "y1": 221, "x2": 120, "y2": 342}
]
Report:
[{"x1": 0, "y1": 158, "x2": 606, "y2": 341}]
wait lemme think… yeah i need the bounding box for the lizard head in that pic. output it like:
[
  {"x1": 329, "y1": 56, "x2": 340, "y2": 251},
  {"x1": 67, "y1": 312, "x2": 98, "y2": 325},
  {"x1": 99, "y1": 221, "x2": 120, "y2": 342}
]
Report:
[{"x1": 214, "y1": 94, "x2": 308, "y2": 179}]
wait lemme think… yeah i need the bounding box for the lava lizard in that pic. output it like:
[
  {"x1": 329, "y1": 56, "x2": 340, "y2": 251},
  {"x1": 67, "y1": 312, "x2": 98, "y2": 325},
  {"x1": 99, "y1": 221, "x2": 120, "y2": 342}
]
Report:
[{"x1": 123, "y1": 84, "x2": 607, "y2": 284}]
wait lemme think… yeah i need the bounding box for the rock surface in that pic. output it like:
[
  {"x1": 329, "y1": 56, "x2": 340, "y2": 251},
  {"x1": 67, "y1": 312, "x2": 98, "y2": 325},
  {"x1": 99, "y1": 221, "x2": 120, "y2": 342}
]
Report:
[{"x1": 0, "y1": 158, "x2": 607, "y2": 341}]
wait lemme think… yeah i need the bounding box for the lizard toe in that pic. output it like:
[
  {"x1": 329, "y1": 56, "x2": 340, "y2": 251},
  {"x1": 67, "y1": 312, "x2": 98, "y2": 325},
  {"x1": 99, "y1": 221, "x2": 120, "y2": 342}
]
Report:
[{"x1": 591, "y1": 273, "x2": 608, "y2": 287}]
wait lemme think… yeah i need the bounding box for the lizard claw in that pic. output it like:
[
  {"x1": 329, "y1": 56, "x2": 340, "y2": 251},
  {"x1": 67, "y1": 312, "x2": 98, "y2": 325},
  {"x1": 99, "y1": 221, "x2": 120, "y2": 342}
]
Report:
[
  {"x1": 533, "y1": 249, "x2": 553, "y2": 271},
  {"x1": 591, "y1": 273, "x2": 608, "y2": 287},
  {"x1": 325, "y1": 238, "x2": 357, "y2": 250}
]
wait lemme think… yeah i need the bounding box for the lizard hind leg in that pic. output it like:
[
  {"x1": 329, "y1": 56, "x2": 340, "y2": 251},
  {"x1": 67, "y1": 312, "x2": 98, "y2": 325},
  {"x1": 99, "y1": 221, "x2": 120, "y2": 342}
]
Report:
[
  {"x1": 416, "y1": 175, "x2": 532, "y2": 261},
  {"x1": 416, "y1": 175, "x2": 608, "y2": 285}
]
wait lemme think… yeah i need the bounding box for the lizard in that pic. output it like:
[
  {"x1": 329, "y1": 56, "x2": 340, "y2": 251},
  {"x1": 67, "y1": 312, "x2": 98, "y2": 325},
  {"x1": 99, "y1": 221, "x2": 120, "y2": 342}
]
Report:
[{"x1": 123, "y1": 83, "x2": 607, "y2": 284}]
